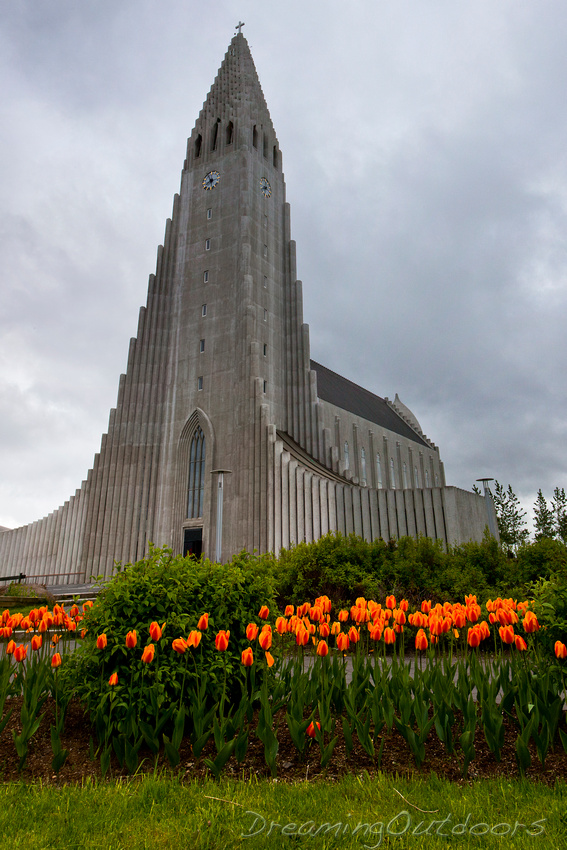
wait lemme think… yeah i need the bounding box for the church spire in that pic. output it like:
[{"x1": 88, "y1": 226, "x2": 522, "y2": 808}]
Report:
[{"x1": 185, "y1": 33, "x2": 279, "y2": 170}]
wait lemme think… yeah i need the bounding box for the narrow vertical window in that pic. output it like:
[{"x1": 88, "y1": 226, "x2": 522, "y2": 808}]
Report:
[
  {"x1": 376, "y1": 454, "x2": 383, "y2": 488},
  {"x1": 194, "y1": 134, "x2": 202, "y2": 158},
  {"x1": 263, "y1": 276, "x2": 268, "y2": 288},
  {"x1": 403, "y1": 462, "x2": 409, "y2": 489},
  {"x1": 210, "y1": 119, "x2": 219, "y2": 151},
  {"x1": 390, "y1": 458, "x2": 396, "y2": 489},
  {"x1": 435, "y1": 473, "x2": 439, "y2": 487},
  {"x1": 197, "y1": 376, "x2": 203, "y2": 390},
  {"x1": 263, "y1": 132, "x2": 268, "y2": 158},
  {"x1": 207, "y1": 208, "x2": 212, "y2": 220},
  {"x1": 252, "y1": 125, "x2": 258, "y2": 148},
  {"x1": 203, "y1": 270, "x2": 209, "y2": 283},
  {"x1": 199, "y1": 339, "x2": 205, "y2": 353},
  {"x1": 187, "y1": 426, "x2": 205, "y2": 518},
  {"x1": 263, "y1": 344, "x2": 267, "y2": 356},
  {"x1": 263, "y1": 309, "x2": 268, "y2": 321},
  {"x1": 263, "y1": 380, "x2": 267, "y2": 393},
  {"x1": 360, "y1": 448, "x2": 367, "y2": 486},
  {"x1": 201, "y1": 304, "x2": 207, "y2": 316},
  {"x1": 263, "y1": 244, "x2": 268, "y2": 258},
  {"x1": 425, "y1": 469, "x2": 430, "y2": 488},
  {"x1": 414, "y1": 466, "x2": 420, "y2": 488},
  {"x1": 225, "y1": 121, "x2": 234, "y2": 145},
  {"x1": 344, "y1": 441, "x2": 350, "y2": 470},
  {"x1": 205, "y1": 239, "x2": 210, "y2": 251},
  {"x1": 273, "y1": 145, "x2": 278, "y2": 168}
]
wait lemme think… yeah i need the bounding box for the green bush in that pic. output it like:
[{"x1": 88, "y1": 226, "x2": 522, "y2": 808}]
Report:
[
  {"x1": 516, "y1": 538, "x2": 567, "y2": 586},
  {"x1": 529, "y1": 569, "x2": 567, "y2": 652},
  {"x1": 62, "y1": 546, "x2": 277, "y2": 732}
]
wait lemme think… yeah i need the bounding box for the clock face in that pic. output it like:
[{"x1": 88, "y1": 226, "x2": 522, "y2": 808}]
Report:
[
  {"x1": 203, "y1": 171, "x2": 220, "y2": 190},
  {"x1": 260, "y1": 177, "x2": 272, "y2": 198}
]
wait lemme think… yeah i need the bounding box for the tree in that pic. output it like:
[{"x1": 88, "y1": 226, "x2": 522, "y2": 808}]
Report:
[
  {"x1": 551, "y1": 487, "x2": 567, "y2": 545},
  {"x1": 491, "y1": 481, "x2": 529, "y2": 553},
  {"x1": 533, "y1": 489, "x2": 555, "y2": 540}
]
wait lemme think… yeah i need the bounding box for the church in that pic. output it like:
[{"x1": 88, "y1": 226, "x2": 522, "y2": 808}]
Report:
[{"x1": 0, "y1": 31, "x2": 492, "y2": 586}]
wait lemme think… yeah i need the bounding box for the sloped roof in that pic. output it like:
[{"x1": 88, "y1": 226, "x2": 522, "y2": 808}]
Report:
[{"x1": 311, "y1": 360, "x2": 429, "y2": 447}]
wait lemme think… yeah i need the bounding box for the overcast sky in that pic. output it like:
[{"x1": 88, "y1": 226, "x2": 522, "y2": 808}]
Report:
[{"x1": 1, "y1": 0, "x2": 566, "y2": 532}]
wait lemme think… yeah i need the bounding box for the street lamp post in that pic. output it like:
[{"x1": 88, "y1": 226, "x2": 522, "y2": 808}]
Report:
[{"x1": 476, "y1": 478, "x2": 498, "y2": 539}]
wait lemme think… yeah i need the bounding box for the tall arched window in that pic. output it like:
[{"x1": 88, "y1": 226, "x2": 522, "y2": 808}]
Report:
[
  {"x1": 390, "y1": 458, "x2": 396, "y2": 489},
  {"x1": 187, "y1": 426, "x2": 206, "y2": 518},
  {"x1": 403, "y1": 462, "x2": 409, "y2": 489},
  {"x1": 344, "y1": 441, "x2": 350, "y2": 470},
  {"x1": 414, "y1": 466, "x2": 420, "y2": 488},
  {"x1": 360, "y1": 447, "x2": 367, "y2": 486},
  {"x1": 225, "y1": 121, "x2": 234, "y2": 145}
]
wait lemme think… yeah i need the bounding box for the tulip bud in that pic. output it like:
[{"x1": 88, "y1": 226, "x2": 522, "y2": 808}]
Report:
[
  {"x1": 141, "y1": 643, "x2": 155, "y2": 664},
  {"x1": 51, "y1": 653, "x2": 62, "y2": 668},
  {"x1": 125, "y1": 630, "x2": 137, "y2": 649},
  {"x1": 215, "y1": 630, "x2": 230, "y2": 651},
  {"x1": 241, "y1": 647, "x2": 254, "y2": 667},
  {"x1": 197, "y1": 613, "x2": 209, "y2": 631},
  {"x1": 109, "y1": 672, "x2": 118, "y2": 686},
  {"x1": 96, "y1": 633, "x2": 108, "y2": 650}
]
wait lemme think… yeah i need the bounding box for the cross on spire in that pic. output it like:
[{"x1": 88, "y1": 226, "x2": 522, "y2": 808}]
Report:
[{"x1": 235, "y1": 21, "x2": 245, "y2": 34}]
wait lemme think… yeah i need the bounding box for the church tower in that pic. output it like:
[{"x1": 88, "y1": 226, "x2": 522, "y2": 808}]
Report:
[{"x1": 0, "y1": 32, "x2": 493, "y2": 585}]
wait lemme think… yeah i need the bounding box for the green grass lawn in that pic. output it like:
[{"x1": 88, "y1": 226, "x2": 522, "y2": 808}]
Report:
[{"x1": 0, "y1": 773, "x2": 564, "y2": 849}]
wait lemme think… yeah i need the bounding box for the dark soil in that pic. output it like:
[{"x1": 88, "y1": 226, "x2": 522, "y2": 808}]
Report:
[{"x1": 1, "y1": 697, "x2": 566, "y2": 785}]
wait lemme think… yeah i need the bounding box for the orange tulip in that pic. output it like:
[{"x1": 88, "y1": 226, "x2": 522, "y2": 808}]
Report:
[
  {"x1": 51, "y1": 634, "x2": 61, "y2": 646},
  {"x1": 467, "y1": 626, "x2": 481, "y2": 648},
  {"x1": 241, "y1": 647, "x2": 254, "y2": 667},
  {"x1": 394, "y1": 609, "x2": 406, "y2": 626},
  {"x1": 259, "y1": 628, "x2": 272, "y2": 651},
  {"x1": 258, "y1": 606, "x2": 270, "y2": 620},
  {"x1": 348, "y1": 626, "x2": 360, "y2": 644},
  {"x1": 555, "y1": 641, "x2": 567, "y2": 659},
  {"x1": 96, "y1": 633, "x2": 108, "y2": 650},
  {"x1": 197, "y1": 613, "x2": 209, "y2": 631},
  {"x1": 83, "y1": 600, "x2": 94, "y2": 612},
  {"x1": 69, "y1": 605, "x2": 79, "y2": 619},
  {"x1": 306, "y1": 721, "x2": 321, "y2": 739},
  {"x1": 141, "y1": 643, "x2": 155, "y2": 663},
  {"x1": 479, "y1": 620, "x2": 490, "y2": 641},
  {"x1": 318, "y1": 622, "x2": 330, "y2": 639},
  {"x1": 336, "y1": 632, "x2": 349, "y2": 652},
  {"x1": 415, "y1": 629, "x2": 428, "y2": 651},
  {"x1": 265, "y1": 651, "x2": 275, "y2": 667},
  {"x1": 368, "y1": 623, "x2": 382, "y2": 641},
  {"x1": 383, "y1": 627, "x2": 396, "y2": 644},
  {"x1": 109, "y1": 672, "x2": 118, "y2": 686},
  {"x1": 330, "y1": 621, "x2": 341, "y2": 636},
  {"x1": 514, "y1": 635, "x2": 527, "y2": 651},
  {"x1": 187, "y1": 629, "x2": 202, "y2": 648},
  {"x1": 284, "y1": 604, "x2": 294, "y2": 617},
  {"x1": 246, "y1": 622, "x2": 259, "y2": 641},
  {"x1": 316, "y1": 640, "x2": 329, "y2": 657},
  {"x1": 172, "y1": 637, "x2": 188, "y2": 653},
  {"x1": 149, "y1": 621, "x2": 165, "y2": 641},
  {"x1": 338, "y1": 609, "x2": 349, "y2": 622},
  {"x1": 30, "y1": 634, "x2": 42, "y2": 652},
  {"x1": 421, "y1": 600, "x2": 432, "y2": 614},
  {"x1": 522, "y1": 612, "x2": 540, "y2": 633},
  {"x1": 14, "y1": 644, "x2": 27, "y2": 663},
  {"x1": 275, "y1": 617, "x2": 288, "y2": 636},
  {"x1": 51, "y1": 653, "x2": 62, "y2": 668},
  {"x1": 296, "y1": 626, "x2": 309, "y2": 647},
  {"x1": 499, "y1": 625, "x2": 514, "y2": 645},
  {"x1": 215, "y1": 630, "x2": 230, "y2": 651},
  {"x1": 386, "y1": 595, "x2": 396, "y2": 610},
  {"x1": 125, "y1": 630, "x2": 137, "y2": 649}
]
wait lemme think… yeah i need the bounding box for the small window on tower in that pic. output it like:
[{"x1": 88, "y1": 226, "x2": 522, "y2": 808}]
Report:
[
  {"x1": 210, "y1": 119, "x2": 219, "y2": 151},
  {"x1": 205, "y1": 239, "x2": 211, "y2": 251},
  {"x1": 194, "y1": 134, "x2": 202, "y2": 158},
  {"x1": 263, "y1": 380, "x2": 267, "y2": 393},
  {"x1": 376, "y1": 454, "x2": 383, "y2": 488},
  {"x1": 226, "y1": 121, "x2": 234, "y2": 145},
  {"x1": 203, "y1": 270, "x2": 209, "y2": 283},
  {"x1": 390, "y1": 458, "x2": 396, "y2": 489},
  {"x1": 263, "y1": 344, "x2": 267, "y2": 356},
  {"x1": 207, "y1": 209, "x2": 212, "y2": 220},
  {"x1": 200, "y1": 339, "x2": 205, "y2": 353},
  {"x1": 360, "y1": 448, "x2": 367, "y2": 486},
  {"x1": 263, "y1": 132, "x2": 268, "y2": 158},
  {"x1": 344, "y1": 441, "x2": 350, "y2": 470},
  {"x1": 201, "y1": 304, "x2": 207, "y2": 317},
  {"x1": 263, "y1": 244, "x2": 268, "y2": 258},
  {"x1": 198, "y1": 376, "x2": 203, "y2": 391},
  {"x1": 252, "y1": 125, "x2": 258, "y2": 148},
  {"x1": 273, "y1": 145, "x2": 278, "y2": 169},
  {"x1": 263, "y1": 309, "x2": 268, "y2": 321},
  {"x1": 414, "y1": 466, "x2": 420, "y2": 488},
  {"x1": 263, "y1": 276, "x2": 267, "y2": 288}
]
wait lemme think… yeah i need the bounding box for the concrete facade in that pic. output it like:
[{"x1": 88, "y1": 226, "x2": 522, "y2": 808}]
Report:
[{"x1": 0, "y1": 34, "x2": 495, "y2": 585}]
